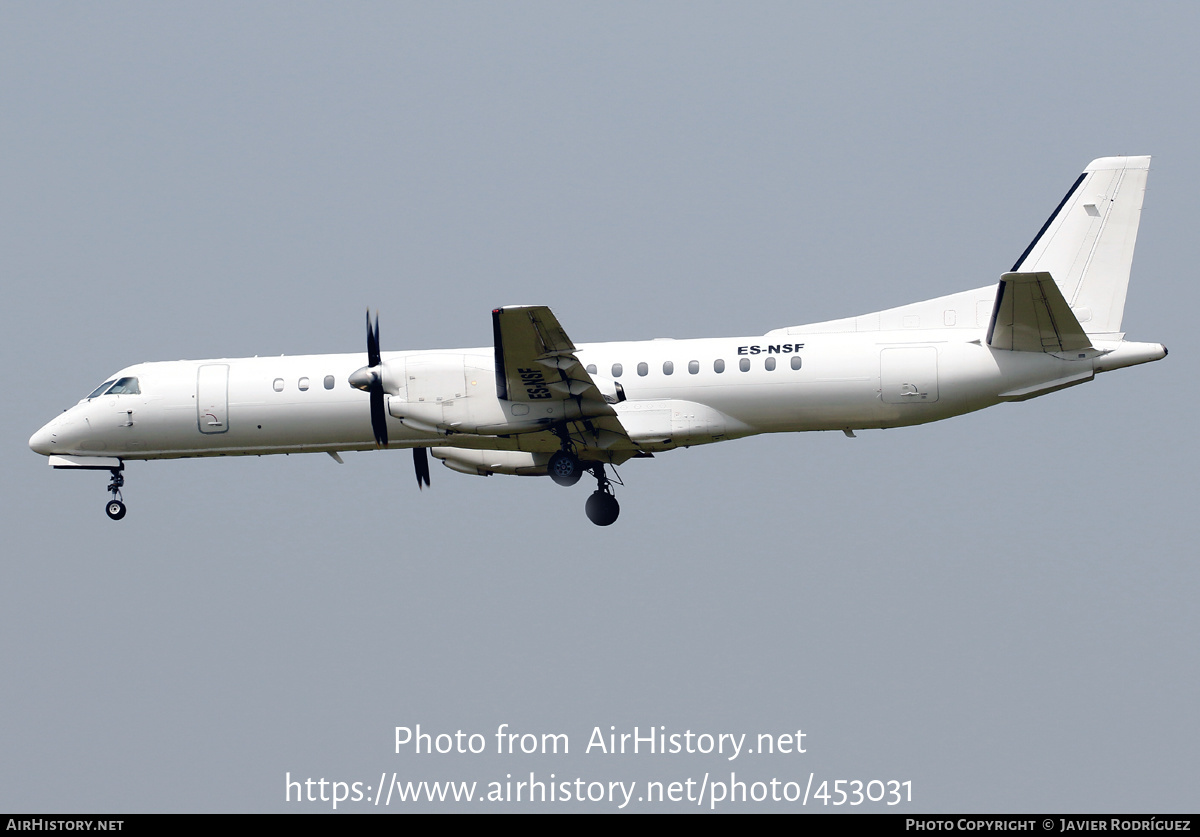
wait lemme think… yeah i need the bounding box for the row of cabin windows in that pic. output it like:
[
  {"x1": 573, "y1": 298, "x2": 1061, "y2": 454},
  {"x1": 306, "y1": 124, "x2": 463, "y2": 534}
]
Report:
[
  {"x1": 272, "y1": 375, "x2": 337, "y2": 392},
  {"x1": 265, "y1": 356, "x2": 805, "y2": 393},
  {"x1": 587, "y1": 356, "x2": 801, "y2": 378}
]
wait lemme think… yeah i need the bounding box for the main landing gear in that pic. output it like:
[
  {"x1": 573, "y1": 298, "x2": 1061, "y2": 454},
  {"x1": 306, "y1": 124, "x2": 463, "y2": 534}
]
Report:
[
  {"x1": 105, "y1": 466, "x2": 126, "y2": 521},
  {"x1": 584, "y1": 464, "x2": 619, "y2": 527},
  {"x1": 548, "y1": 432, "x2": 619, "y2": 525},
  {"x1": 547, "y1": 449, "x2": 583, "y2": 486}
]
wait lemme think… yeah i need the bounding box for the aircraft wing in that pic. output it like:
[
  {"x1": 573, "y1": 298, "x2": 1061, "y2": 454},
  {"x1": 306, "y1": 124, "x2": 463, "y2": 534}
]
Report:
[
  {"x1": 986, "y1": 271, "x2": 1093, "y2": 354},
  {"x1": 492, "y1": 306, "x2": 635, "y2": 451}
]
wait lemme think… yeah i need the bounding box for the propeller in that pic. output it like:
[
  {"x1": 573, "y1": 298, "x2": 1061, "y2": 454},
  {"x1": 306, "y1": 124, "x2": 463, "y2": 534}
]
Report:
[
  {"x1": 348, "y1": 310, "x2": 433, "y2": 490},
  {"x1": 349, "y1": 310, "x2": 388, "y2": 447}
]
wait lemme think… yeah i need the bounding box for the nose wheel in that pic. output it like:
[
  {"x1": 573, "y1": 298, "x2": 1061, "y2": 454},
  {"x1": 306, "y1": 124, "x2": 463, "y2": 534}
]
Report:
[
  {"x1": 584, "y1": 465, "x2": 620, "y2": 526},
  {"x1": 105, "y1": 467, "x2": 126, "y2": 521}
]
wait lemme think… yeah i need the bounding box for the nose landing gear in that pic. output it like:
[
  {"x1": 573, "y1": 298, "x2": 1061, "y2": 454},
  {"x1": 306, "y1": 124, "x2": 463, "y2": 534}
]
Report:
[{"x1": 105, "y1": 467, "x2": 126, "y2": 520}]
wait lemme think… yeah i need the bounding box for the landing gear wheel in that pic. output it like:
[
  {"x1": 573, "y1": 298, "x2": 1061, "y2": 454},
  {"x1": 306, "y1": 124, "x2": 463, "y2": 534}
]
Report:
[
  {"x1": 585, "y1": 491, "x2": 620, "y2": 526},
  {"x1": 548, "y1": 450, "x2": 582, "y2": 486},
  {"x1": 105, "y1": 465, "x2": 126, "y2": 521}
]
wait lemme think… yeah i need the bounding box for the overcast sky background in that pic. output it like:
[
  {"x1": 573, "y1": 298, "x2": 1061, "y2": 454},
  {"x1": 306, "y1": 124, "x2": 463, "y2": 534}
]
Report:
[{"x1": 3, "y1": 2, "x2": 1196, "y2": 813}]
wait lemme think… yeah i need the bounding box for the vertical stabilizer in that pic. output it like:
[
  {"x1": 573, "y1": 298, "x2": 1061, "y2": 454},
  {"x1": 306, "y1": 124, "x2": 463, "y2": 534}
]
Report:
[{"x1": 1012, "y1": 156, "x2": 1149, "y2": 336}]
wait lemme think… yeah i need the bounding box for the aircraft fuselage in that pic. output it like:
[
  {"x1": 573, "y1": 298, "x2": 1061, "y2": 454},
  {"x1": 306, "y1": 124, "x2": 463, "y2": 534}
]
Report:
[{"x1": 28, "y1": 329, "x2": 1165, "y2": 462}]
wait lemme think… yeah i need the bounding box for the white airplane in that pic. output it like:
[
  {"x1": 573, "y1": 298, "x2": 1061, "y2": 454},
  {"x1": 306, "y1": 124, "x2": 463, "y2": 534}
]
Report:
[{"x1": 30, "y1": 156, "x2": 1167, "y2": 526}]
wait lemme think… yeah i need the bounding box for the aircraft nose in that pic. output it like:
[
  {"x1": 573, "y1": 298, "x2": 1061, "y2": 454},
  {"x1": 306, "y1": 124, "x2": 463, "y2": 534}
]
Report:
[
  {"x1": 29, "y1": 411, "x2": 73, "y2": 455},
  {"x1": 29, "y1": 422, "x2": 57, "y2": 455}
]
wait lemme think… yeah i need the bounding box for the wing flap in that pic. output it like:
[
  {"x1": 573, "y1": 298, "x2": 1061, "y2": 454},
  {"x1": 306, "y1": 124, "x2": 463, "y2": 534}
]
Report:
[{"x1": 492, "y1": 305, "x2": 636, "y2": 452}]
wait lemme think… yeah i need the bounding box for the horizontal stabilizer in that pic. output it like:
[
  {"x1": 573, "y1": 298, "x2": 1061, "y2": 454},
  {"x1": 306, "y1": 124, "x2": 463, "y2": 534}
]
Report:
[{"x1": 987, "y1": 271, "x2": 1092, "y2": 353}]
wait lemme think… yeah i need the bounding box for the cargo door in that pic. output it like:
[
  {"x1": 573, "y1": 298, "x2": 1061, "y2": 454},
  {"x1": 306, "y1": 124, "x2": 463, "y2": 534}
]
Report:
[{"x1": 197, "y1": 364, "x2": 230, "y2": 434}]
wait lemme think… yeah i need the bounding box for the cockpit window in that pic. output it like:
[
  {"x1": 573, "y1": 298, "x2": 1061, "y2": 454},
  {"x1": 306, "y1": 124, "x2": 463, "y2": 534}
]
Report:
[
  {"x1": 87, "y1": 380, "x2": 116, "y2": 399},
  {"x1": 108, "y1": 377, "x2": 141, "y2": 395},
  {"x1": 87, "y1": 377, "x2": 140, "y2": 399}
]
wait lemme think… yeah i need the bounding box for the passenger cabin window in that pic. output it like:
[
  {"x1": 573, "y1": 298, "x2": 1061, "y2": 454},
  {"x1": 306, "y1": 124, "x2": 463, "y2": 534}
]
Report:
[
  {"x1": 586, "y1": 364, "x2": 597, "y2": 374},
  {"x1": 739, "y1": 358, "x2": 750, "y2": 372},
  {"x1": 87, "y1": 380, "x2": 116, "y2": 399},
  {"x1": 663, "y1": 360, "x2": 674, "y2": 375},
  {"x1": 298, "y1": 377, "x2": 310, "y2": 391},
  {"x1": 714, "y1": 359, "x2": 725, "y2": 373},
  {"x1": 612, "y1": 363, "x2": 623, "y2": 378},
  {"x1": 324, "y1": 375, "x2": 335, "y2": 390},
  {"x1": 791, "y1": 356, "x2": 802, "y2": 370},
  {"x1": 765, "y1": 357, "x2": 776, "y2": 371},
  {"x1": 107, "y1": 377, "x2": 140, "y2": 395},
  {"x1": 637, "y1": 362, "x2": 648, "y2": 377},
  {"x1": 688, "y1": 360, "x2": 699, "y2": 374},
  {"x1": 273, "y1": 378, "x2": 284, "y2": 392}
]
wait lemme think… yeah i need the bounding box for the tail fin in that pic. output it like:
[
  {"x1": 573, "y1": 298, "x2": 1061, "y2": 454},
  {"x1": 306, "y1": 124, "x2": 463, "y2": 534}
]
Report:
[{"x1": 1012, "y1": 156, "x2": 1149, "y2": 336}]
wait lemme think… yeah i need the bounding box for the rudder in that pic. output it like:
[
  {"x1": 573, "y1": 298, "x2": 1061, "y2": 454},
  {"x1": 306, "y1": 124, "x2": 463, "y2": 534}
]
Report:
[{"x1": 1012, "y1": 156, "x2": 1149, "y2": 337}]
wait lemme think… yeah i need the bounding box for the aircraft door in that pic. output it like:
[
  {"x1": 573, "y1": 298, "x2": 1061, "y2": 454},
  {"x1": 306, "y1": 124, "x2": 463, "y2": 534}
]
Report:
[
  {"x1": 196, "y1": 364, "x2": 230, "y2": 433},
  {"x1": 880, "y1": 348, "x2": 939, "y2": 404}
]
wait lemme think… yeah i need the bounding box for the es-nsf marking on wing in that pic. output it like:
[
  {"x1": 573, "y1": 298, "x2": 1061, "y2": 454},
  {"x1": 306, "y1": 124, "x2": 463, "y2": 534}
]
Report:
[{"x1": 492, "y1": 305, "x2": 635, "y2": 452}]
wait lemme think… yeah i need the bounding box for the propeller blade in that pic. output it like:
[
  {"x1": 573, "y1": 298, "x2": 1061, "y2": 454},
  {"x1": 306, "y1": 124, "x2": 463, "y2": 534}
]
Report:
[
  {"x1": 370, "y1": 387, "x2": 387, "y2": 447},
  {"x1": 366, "y1": 309, "x2": 381, "y2": 368},
  {"x1": 414, "y1": 447, "x2": 430, "y2": 489}
]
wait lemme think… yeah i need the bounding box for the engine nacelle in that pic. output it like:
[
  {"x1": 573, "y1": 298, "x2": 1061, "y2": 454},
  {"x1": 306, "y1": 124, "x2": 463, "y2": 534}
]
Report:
[
  {"x1": 430, "y1": 447, "x2": 549, "y2": 476},
  {"x1": 389, "y1": 394, "x2": 572, "y2": 436},
  {"x1": 588, "y1": 372, "x2": 626, "y2": 404},
  {"x1": 387, "y1": 353, "x2": 610, "y2": 436}
]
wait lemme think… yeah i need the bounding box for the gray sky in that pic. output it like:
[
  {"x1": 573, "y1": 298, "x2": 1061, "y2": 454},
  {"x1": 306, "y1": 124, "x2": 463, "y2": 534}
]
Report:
[{"x1": 2, "y1": 1, "x2": 1195, "y2": 812}]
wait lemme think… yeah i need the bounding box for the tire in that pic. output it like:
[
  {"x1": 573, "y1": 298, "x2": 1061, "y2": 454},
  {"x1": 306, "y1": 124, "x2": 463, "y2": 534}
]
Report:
[
  {"x1": 585, "y1": 491, "x2": 620, "y2": 526},
  {"x1": 106, "y1": 500, "x2": 127, "y2": 521},
  {"x1": 547, "y1": 450, "x2": 582, "y2": 487}
]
